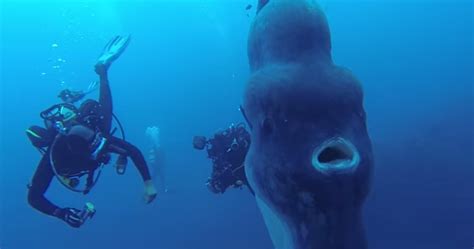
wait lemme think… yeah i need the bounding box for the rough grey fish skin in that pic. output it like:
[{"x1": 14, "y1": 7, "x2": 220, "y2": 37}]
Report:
[{"x1": 243, "y1": 1, "x2": 374, "y2": 249}]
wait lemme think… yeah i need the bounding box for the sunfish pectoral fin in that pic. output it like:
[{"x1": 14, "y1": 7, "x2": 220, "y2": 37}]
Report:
[{"x1": 255, "y1": 195, "x2": 292, "y2": 249}]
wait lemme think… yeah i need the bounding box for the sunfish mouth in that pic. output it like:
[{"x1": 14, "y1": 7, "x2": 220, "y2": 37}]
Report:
[{"x1": 312, "y1": 137, "x2": 360, "y2": 175}]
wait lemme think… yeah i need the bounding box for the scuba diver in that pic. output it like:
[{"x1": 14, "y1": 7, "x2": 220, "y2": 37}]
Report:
[
  {"x1": 26, "y1": 35, "x2": 158, "y2": 228},
  {"x1": 193, "y1": 123, "x2": 253, "y2": 195},
  {"x1": 145, "y1": 126, "x2": 168, "y2": 193}
]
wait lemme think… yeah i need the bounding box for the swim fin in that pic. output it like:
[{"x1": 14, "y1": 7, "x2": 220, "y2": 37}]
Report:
[{"x1": 96, "y1": 35, "x2": 131, "y2": 69}]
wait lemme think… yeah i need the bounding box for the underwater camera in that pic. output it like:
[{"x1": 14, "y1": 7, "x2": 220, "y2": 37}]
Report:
[{"x1": 79, "y1": 202, "x2": 96, "y2": 224}]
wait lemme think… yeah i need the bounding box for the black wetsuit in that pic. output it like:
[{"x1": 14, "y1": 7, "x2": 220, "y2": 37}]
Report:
[
  {"x1": 28, "y1": 72, "x2": 151, "y2": 216},
  {"x1": 207, "y1": 125, "x2": 253, "y2": 194}
]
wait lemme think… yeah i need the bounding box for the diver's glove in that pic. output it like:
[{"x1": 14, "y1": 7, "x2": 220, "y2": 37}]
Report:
[
  {"x1": 53, "y1": 207, "x2": 83, "y2": 228},
  {"x1": 143, "y1": 180, "x2": 158, "y2": 204}
]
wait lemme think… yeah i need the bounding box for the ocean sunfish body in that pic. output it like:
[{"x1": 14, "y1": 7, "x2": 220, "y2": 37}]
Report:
[{"x1": 242, "y1": 1, "x2": 374, "y2": 248}]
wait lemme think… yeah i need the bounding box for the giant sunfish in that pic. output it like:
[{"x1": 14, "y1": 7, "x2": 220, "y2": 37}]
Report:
[{"x1": 242, "y1": 1, "x2": 374, "y2": 248}]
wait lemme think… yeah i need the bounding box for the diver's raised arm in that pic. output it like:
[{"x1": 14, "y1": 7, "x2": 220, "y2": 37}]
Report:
[
  {"x1": 95, "y1": 64, "x2": 113, "y2": 134},
  {"x1": 94, "y1": 35, "x2": 131, "y2": 135}
]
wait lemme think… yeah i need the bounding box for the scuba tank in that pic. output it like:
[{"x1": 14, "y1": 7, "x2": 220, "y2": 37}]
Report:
[
  {"x1": 78, "y1": 100, "x2": 104, "y2": 130},
  {"x1": 49, "y1": 125, "x2": 108, "y2": 194}
]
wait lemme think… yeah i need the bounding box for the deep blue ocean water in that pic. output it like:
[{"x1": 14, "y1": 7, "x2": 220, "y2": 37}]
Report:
[{"x1": 0, "y1": 1, "x2": 472, "y2": 249}]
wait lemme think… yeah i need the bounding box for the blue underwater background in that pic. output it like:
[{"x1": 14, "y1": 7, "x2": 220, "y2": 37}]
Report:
[{"x1": 0, "y1": 0, "x2": 472, "y2": 249}]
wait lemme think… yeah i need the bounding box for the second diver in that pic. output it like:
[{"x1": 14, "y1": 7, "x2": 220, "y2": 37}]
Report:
[{"x1": 26, "y1": 35, "x2": 158, "y2": 228}]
